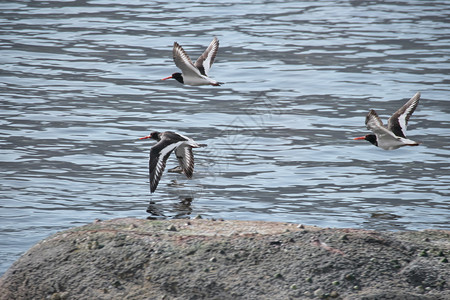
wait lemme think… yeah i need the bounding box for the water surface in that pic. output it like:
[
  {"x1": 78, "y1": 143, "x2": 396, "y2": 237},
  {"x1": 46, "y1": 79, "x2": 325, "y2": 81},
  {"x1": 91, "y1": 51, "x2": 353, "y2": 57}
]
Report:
[{"x1": 1, "y1": 0, "x2": 450, "y2": 274}]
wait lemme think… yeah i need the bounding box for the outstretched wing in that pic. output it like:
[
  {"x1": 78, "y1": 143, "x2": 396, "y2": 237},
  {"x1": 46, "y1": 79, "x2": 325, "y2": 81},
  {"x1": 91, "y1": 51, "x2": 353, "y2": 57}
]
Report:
[
  {"x1": 149, "y1": 139, "x2": 183, "y2": 193},
  {"x1": 194, "y1": 37, "x2": 219, "y2": 76},
  {"x1": 365, "y1": 109, "x2": 384, "y2": 131},
  {"x1": 387, "y1": 92, "x2": 420, "y2": 138},
  {"x1": 173, "y1": 42, "x2": 203, "y2": 78},
  {"x1": 366, "y1": 109, "x2": 401, "y2": 143},
  {"x1": 175, "y1": 143, "x2": 195, "y2": 179}
]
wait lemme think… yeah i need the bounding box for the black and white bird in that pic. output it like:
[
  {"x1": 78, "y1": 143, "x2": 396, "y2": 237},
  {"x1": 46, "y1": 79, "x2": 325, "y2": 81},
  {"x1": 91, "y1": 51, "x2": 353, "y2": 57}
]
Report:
[
  {"x1": 139, "y1": 131, "x2": 206, "y2": 193},
  {"x1": 161, "y1": 37, "x2": 222, "y2": 86},
  {"x1": 354, "y1": 92, "x2": 421, "y2": 150}
]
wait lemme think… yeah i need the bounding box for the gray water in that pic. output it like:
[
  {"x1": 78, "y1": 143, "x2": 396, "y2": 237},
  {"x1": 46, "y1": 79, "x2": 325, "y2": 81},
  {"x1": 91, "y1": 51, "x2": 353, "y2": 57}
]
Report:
[{"x1": 1, "y1": 0, "x2": 449, "y2": 275}]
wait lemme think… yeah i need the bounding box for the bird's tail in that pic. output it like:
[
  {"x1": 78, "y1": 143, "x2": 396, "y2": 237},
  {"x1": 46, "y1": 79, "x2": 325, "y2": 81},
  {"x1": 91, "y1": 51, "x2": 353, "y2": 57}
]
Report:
[{"x1": 400, "y1": 138, "x2": 420, "y2": 147}]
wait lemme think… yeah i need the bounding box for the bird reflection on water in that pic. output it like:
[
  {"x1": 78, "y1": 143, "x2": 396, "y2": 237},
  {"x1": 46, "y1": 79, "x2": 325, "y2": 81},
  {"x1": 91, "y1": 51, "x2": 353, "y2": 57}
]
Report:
[{"x1": 146, "y1": 194, "x2": 195, "y2": 220}]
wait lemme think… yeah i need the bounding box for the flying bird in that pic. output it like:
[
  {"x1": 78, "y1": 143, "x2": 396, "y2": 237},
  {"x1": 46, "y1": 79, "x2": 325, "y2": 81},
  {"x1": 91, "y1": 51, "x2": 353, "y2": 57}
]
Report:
[
  {"x1": 354, "y1": 92, "x2": 421, "y2": 150},
  {"x1": 161, "y1": 37, "x2": 222, "y2": 86},
  {"x1": 139, "y1": 131, "x2": 206, "y2": 193}
]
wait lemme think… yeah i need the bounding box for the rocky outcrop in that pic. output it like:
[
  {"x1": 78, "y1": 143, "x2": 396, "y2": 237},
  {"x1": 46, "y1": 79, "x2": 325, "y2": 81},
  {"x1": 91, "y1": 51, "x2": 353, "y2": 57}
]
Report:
[{"x1": 0, "y1": 218, "x2": 449, "y2": 299}]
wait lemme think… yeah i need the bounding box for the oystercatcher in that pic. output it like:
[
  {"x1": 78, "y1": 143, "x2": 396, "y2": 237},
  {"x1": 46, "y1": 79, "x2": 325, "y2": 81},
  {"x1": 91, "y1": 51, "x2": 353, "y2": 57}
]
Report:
[
  {"x1": 161, "y1": 37, "x2": 222, "y2": 86},
  {"x1": 139, "y1": 131, "x2": 206, "y2": 193},
  {"x1": 354, "y1": 92, "x2": 421, "y2": 150}
]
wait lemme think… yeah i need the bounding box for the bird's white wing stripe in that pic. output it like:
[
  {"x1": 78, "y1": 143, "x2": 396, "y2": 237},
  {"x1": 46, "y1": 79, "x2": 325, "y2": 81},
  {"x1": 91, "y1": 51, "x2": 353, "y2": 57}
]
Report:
[
  {"x1": 397, "y1": 113, "x2": 408, "y2": 136},
  {"x1": 160, "y1": 141, "x2": 182, "y2": 157},
  {"x1": 397, "y1": 101, "x2": 416, "y2": 136},
  {"x1": 201, "y1": 39, "x2": 218, "y2": 75}
]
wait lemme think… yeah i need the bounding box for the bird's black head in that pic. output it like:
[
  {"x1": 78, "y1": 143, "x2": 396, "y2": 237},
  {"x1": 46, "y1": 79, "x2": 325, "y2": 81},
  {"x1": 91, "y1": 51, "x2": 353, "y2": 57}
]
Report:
[
  {"x1": 364, "y1": 134, "x2": 378, "y2": 146},
  {"x1": 171, "y1": 72, "x2": 183, "y2": 84},
  {"x1": 149, "y1": 131, "x2": 160, "y2": 140},
  {"x1": 354, "y1": 134, "x2": 378, "y2": 146},
  {"x1": 162, "y1": 72, "x2": 184, "y2": 84},
  {"x1": 139, "y1": 131, "x2": 160, "y2": 141}
]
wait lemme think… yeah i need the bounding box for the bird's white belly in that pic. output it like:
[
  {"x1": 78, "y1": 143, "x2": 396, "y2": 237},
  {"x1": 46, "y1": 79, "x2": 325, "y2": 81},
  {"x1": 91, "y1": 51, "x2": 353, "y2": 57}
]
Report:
[
  {"x1": 378, "y1": 137, "x2": 418, "y2": 150},
  {"x1": 183, "y1": 74, "x2": 216, "y2": 86}
]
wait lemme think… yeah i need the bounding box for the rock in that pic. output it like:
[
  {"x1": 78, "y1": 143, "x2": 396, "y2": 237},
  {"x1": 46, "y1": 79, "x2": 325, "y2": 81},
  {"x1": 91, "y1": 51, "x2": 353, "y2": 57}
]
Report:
[
  {"x1": 330, "y1": 290, "x2": 339, "y2": 298},
  {"x1": 0, "y1": 218, "x2": 449, "y2": 299},
  {"x1": 314, "y1": 288, "x2": 325, "y2": 297}
]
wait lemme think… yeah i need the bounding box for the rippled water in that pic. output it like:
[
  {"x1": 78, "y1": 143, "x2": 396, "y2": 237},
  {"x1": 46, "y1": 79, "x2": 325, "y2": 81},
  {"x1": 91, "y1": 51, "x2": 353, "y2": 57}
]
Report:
[{"x1": 1, "y1": 0, "x2": 450, "y2": 274}]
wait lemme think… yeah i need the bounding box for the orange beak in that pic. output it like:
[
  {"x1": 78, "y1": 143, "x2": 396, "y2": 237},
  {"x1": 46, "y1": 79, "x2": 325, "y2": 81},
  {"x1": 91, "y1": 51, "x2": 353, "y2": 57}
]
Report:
[
  {"x1": 161, "y1": 76, "x2": 172, "y2": 80},
  {"x1": 139, "y1": 135, "x2": 151, "y2": 140},
  {"x1": 353, "y1": 136, "x2": 366, "y2": 140}
]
